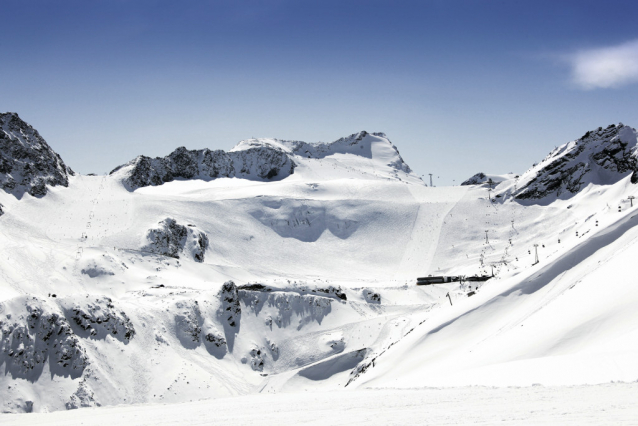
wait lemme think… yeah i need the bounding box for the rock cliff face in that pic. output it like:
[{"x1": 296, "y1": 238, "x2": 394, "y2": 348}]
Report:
[
  {"x1": 110, "y1": 145, "x2": 296, "y2": 190},
  {"x1": 0, "y1": 113, "x2": 74, "y2": 199},
  {"x1": 513, "y1": 124, "x2": 638, "y2": 201}
]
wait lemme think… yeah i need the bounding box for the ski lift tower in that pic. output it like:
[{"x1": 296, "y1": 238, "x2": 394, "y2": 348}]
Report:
[
  {"x1": 429, "y1": 173, "x2": 433, "y2": 187},
  {"x1": 533, "y1": 244, "x2": 539, "y2": 265},
  {"x1": 485, "y1": 230, "x2": 489, "y2": 244},
  {"x1": 629, "y1": 195, "x2": 635, "y2": 207}
]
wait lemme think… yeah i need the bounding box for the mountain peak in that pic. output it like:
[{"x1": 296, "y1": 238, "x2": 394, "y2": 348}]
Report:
[
  {"x1": 511, "y1": 123, "x2": 638, "y2": 201},
  {"x1": 0, "y1": 113, "x2": 74, "y2": 199},
  {"x1": 113, "y1": 131, "x2": 419, "y2": 189}
]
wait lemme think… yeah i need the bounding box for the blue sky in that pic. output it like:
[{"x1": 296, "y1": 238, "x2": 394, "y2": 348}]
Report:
[{"x1": 2, "y1": 0, "x2": 638, "y2": 184}]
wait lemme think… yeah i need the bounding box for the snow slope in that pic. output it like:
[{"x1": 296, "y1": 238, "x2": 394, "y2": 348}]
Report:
[
  {"x1": 1, "y1": 118, "x2": 638, "y2": 418},
  {"x1": 4, "y1": 383, "x2": 637, "y2": 425}
]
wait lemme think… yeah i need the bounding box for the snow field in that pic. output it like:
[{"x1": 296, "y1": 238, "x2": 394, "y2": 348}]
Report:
[
  {"x1": 2, "y1": 383, "x2": 637, "y2": 425},
  {"x1": 2, "y1": 130, "x2": 638, "y2": 416}
]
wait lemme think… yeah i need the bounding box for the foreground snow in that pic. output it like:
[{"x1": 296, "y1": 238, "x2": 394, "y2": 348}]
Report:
[{"x1": 3, "y1": 383, "x2": 636, "y2": 425}]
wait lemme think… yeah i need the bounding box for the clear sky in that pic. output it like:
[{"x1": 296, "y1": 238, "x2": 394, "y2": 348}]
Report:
[{"x1": 2, "y1": 0, "x2": 638, "y2": 185}]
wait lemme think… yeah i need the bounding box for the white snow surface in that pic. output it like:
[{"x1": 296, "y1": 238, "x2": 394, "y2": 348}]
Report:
[
  {"x1": 3, "y1": 383, "x2": 637, "y2": 425},
  {"x1": 1, "y1": 129, "x2": 638, "y2": 420}
]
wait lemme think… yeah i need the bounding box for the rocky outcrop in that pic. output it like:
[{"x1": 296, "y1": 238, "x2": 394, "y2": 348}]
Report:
[
  {"x1": 363, "y1": 290, "x2": 381, "y2": 304},
  {"x1": 69, "y1": 297, "x2": 135, "y2": 342},
  {"x1": 219, "y1": 281, "x2": 241, "y2": 328},
  {"x1": 0, "y1": 299, "x2": 88, "y2": 380},
  {"x1": 461, "y1": 172, "x2": 487, "y2": 186},
  {"x1": 247, "y1": 347, "x2": 265, "y2": 371},
  {"x1": 204, "y1": 331, "x2": 226, "y2": 347},
  {"x1": 142, "y1": 218, "x2": 209, "y2": 262},
  {"x1": 111, "y1": 145, "x2": 296, "y2": 190},
  {"x1": 174, "y1": 300, "x2": 202, "y2": 348},
  {"x1": 0, "y1": 113, "x2": 74, "y2": 198},
  {"x1": 80, "y1": 261, "x2": 115, "y2": 278},
  {"x1": 66, "y1": 378, "x2": 100, "y2": 410},
  {"x1": 514, "y1": 124, "x2": 638, "y2": 200}
]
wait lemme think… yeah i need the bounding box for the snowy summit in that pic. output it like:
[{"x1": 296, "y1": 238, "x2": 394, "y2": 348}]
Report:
[{"x1": 110, "y1": 130, "x2": 420, "y2": 190}]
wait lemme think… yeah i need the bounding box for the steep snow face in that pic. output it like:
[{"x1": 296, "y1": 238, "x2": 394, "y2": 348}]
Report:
[
  {"x1": 110, "y1": 145, "x2": 296, "y2": 190},
  {"x1": 232, "y1": 131, "x2": 417, "y2": 182},
  {"x1": 510, "y1": 123, "x2": 638, "y2": 201},
  {"x1": 0, "y1": 113, "x2": 74, "y2": 200},
  {"x1": 233, "y1": 131, "x2": 407, "y2": 165}
]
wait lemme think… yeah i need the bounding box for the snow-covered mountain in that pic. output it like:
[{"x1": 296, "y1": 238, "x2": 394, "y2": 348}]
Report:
[
  {"x1": 1, "y1": 116, "x2": 638, "y2": 416},
  {"x1": 0, "y1": 113, "x2": 74, "y2": 209},
  {"x1": 111, "y1": 130, "x2": 418, "y2": 190},
  {"x1": 512, "y1": 123, "x2": 637, "y2": 201},
  {"x1": 461, "y1": 172, "x2": 516, "y2": 186}
]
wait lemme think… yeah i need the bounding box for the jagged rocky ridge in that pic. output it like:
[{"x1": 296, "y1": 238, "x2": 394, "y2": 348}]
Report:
[
  {"x1": 0, "y1": 112, "x2": 74, "y2": 199},
  {"x1": 110, "y1": 145, "x2": 297, "y2": 190},
  {"x1": 111, "y1": 130, "x2": 414, "y2": 190},
  {"x1": 512, "y1": 123, "x2": 638, "y2": 200}
]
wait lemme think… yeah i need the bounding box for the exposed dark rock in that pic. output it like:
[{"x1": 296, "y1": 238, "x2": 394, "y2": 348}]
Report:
[
  {"x1": 69, "y1": 297, "x2": 135, "y2": 342},
  {"x1": 174, "y1": 301, "x2": 202, "y2": 347},
  {"x1": 80, "y1": 262, "x2": 115, "y2": 278},
  {"x1": 142, "y1": 218, "x2": 209, "y2": 262},
  {"x1": 461, "y1": 172, "x2": 487, "y2": 186},
  {"x1": 143, "y1": 218, "x2": 187, "y2": 259},
  {"x1": 219, "y1": 281, "x2": 241, "y2": 328},
  {"x1": 0, "y1": 112, "x2": 74, "y2": 198},
  {"x1": 204, "y1": 332, "x2": 226, "y2": 347},
  {"x1": 363, "y1": 290, "x2": 381, "y2": 304},
  {"x1": 315, "y1": 286, "x2": 347, "y2": 301},
  {"x1": 0, "y1": 300, "x2": 88, "y2": 380},
  {"x1": 514, "y1": 123, "x2": 638, "y2": 201},
  {"x1": 248, "y1": 347, "x2": 265, "y2": 371},
  {"x1": 110, "y1": 144, "x2": 296, "y2": 190},
  {"x1": 237, "y1": 283, "x2": 271, "y2": 292},
  {"x1": 194, "y1": 233, "x2": 209, "y2": 262},
  {"x1": 110, "y1": 130, "x2": 417, "y2": 190},
  {"x1": 66, "y1": 377, "x2": 100, "y2": 410}
]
